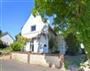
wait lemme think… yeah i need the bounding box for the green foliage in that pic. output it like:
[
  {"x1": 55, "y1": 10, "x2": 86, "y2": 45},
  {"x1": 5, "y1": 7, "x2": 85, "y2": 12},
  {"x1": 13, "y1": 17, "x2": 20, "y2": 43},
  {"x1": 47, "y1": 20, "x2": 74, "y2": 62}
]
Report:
[
  {"x1": 64, "y1": 55, "x2": 87, "y2": 69},
  {"x1": 49, "y1": 37, "x2": 57, "y2": 53},
  {"x1": 49, "y1": 38, "x2": 54, "y2": 49},
  {"x1": 11, "y1": 42, "x2": 22, "y2": 51},
  {"x1": 0, "y1": 40, "x2": 7, "y2": 49},
  {"x1": 11, "y1": 34, "x2": 26, "y2": 51},
  {"x1": 0, "y1": 47, "x2": 12, "y2": 54},
  {"x1": 0, "y1": 30, "x2": 2, "y2": 35},
  {"x1": 33, "y1": 0, "x2": 90, "y2": 59},
  {"x1": 65, "y1": 33, "x2": 80, "y2": 55},
  {"x1": 0, "y1": 30, "x2": 8, "y2": 49},
  {"x1": 0, "y1": 40, "x2": 3, "y2": 48}
]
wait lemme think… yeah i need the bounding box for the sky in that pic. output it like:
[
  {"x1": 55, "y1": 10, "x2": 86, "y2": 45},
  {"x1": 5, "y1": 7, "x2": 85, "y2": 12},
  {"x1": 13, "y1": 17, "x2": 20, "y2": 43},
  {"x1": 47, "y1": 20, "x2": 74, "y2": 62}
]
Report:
[{"x1": 0, "y1": 0, "x2": 34, "y2": 39}]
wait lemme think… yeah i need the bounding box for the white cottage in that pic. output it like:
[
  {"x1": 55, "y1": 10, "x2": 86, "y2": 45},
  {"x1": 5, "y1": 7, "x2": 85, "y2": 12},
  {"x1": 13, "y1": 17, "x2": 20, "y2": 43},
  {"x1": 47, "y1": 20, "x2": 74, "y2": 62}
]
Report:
[
  {"x1": 21, "y1": 14, "x2": 66, "y2": 54},
  {"x1": 0, "y1": 32, "x2": 14, "y2": 46}
]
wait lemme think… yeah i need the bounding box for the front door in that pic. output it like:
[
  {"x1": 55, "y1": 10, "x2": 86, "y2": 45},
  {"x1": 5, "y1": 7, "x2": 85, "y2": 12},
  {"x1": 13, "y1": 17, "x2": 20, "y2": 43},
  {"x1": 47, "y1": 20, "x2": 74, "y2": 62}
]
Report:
[{"x1": 30, "y1": 40, "x2": 34, "y2": 52}]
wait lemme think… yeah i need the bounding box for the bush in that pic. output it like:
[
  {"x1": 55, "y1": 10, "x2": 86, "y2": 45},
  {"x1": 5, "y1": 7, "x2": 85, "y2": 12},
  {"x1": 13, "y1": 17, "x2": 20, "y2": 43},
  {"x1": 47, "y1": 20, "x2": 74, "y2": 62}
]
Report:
[
  {"x1": 11, "y1": 42, "x2": 23, "y2": 51},
  {"x1": 11, "y1": 34, "x2": 26, "y2": 51},
  {"x1": 0, "y1": 46, "x2": 12, "y2": 55},
  {"x1": 65, "y1": 33, "x2": 80, "y2": 55},
  {"x1": 49, "y1": 38, "x2": 57, "y2": 53},
  {"x1": 0, "y1": 40, "x2": 8, "y2": 49}
]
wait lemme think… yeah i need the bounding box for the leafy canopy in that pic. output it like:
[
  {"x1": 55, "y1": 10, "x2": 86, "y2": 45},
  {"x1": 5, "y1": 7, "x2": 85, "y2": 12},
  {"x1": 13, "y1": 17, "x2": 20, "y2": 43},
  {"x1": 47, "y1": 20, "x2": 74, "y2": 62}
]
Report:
[{"x1": 33, "y1": 0, "x2": 90, "y2": 58}]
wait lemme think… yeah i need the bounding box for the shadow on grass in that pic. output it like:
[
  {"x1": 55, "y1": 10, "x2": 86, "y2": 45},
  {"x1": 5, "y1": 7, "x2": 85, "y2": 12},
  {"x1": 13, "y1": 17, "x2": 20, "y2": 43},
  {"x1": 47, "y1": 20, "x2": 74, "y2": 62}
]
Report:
[{"x1": 64, "y1": 54, "x2": 87, "y2": 69}]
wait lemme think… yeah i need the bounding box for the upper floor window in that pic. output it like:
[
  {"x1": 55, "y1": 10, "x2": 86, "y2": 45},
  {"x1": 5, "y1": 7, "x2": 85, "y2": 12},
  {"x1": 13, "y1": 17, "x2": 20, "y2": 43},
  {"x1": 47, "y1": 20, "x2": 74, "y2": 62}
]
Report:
[{"x1": 31, "y1": 25, "x2": 36, "y2": 31}]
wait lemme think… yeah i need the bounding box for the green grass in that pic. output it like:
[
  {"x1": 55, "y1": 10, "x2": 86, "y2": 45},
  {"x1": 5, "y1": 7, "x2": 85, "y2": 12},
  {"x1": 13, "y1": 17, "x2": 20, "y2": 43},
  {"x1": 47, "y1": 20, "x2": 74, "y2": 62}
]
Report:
[{"x1": 64, "y1": 55, "x2": 87, "y2": 69}]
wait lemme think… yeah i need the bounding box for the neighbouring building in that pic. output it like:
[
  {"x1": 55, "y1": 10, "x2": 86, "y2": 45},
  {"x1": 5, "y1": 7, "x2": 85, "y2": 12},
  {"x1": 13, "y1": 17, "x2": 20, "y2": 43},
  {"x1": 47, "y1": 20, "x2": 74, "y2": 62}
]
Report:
[
  {"x1": 21, "y1": 13, "x2": 66, "y2": 54},
  {"x1": 0, "y1": 32, "x2": 14, "y2": 46}
]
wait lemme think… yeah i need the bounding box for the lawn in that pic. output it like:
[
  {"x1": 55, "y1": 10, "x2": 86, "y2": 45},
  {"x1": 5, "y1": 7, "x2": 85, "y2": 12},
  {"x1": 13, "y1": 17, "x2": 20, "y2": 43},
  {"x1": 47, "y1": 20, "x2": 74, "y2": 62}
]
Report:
[{"x1": 64, "y1": 55, "x2": 87, "y2": 70}]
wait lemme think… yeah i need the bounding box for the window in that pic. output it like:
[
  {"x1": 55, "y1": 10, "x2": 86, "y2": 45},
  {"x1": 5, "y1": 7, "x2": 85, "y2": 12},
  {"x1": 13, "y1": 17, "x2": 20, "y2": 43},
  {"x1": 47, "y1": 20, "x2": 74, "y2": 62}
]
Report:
[
  {"x1": 44, "y1": 44, "x2": 47, "y2": 47},
  {"x1": 31, "y1": 25, "x2": 36, "y2": 31}
]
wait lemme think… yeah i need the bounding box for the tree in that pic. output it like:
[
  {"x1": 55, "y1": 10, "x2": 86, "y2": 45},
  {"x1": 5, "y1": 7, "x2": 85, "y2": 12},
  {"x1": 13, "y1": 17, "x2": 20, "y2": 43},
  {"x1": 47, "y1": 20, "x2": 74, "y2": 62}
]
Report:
[
  {"x1": 49, "y1": 37, "x2": 57, "y2": 53},
  {"x1": 65, "y1": 33, "x2": 80, "y2": 55},
  {"x1": 11, "y1": 34, "x2": 27, "y2": 51},
  {"x1": 33, "y1": 0, "x2": 90, "y2": 59},
  {"x1": 0, "y1": 30, "x2": 2, "y2": 47},
  {"x1": 0, "y1": 30, "x2": 2, "y2": 35},
  {"x1": 0, "y1": 40, "x2": 7, "y2": 49},
  {"x1": 0, "y1": 30, "x2": 7, "y2": 49}
]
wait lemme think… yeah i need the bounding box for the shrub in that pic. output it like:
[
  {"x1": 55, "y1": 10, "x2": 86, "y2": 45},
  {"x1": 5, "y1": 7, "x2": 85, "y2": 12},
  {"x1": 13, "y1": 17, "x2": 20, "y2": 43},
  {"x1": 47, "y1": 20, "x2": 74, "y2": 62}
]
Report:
[
  {"x1": 0, "y1": 40, "x2": 8, "y2": 49},
  {"x1": 11, "y1": 34, "x2": 26, "y2": 51},
  {"x1": 49, "y1": 38, "x2": 57, "y2": 53},
  {"x1": 11, "y1": 42, "x2": 22, "y2": 51},
  {"x1": 65, "y1": 33, "x2": 80, "y2": 55}
]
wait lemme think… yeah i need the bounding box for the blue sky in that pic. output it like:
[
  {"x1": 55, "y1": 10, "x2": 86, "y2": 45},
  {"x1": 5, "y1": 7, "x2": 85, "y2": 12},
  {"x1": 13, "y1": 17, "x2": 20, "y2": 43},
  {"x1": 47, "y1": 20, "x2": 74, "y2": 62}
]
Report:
[{"x1": 0, "y1": 0, "x2": 34, "y2": 38}]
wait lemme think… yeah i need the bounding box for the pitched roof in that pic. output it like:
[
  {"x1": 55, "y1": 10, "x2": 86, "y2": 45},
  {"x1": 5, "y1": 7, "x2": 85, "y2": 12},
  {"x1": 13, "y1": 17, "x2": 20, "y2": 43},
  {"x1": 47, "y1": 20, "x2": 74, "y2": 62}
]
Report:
[
  {"x1": 0, "y1": 32, "x2": 8, "y2": 37},
  {"x1": 0, "y1": 32, "x2": 14, "y2": 40}
]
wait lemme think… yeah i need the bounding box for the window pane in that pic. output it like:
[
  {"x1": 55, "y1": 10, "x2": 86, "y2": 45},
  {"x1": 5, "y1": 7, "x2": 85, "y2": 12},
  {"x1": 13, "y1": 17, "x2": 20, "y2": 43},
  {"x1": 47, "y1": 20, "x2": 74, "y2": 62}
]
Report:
[{"x1": 31, "y1": 25, "x2": 36, "y2": 31}]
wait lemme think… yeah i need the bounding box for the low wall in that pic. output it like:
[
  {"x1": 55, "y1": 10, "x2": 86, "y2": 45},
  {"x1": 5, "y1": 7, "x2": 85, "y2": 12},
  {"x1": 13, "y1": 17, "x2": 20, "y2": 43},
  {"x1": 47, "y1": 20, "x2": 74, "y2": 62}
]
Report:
[
  {"x1": 11, "y1": 52, "x2": 28, "y2": 63},
  {"x1": 11, "y1": 52, "x2": 61, "y2": 67},
  {"x1": 30, "y1": 54, "x2": 48, "y2": 66},
  {"x1": 0, "y1": 55, "x2": 11, "y2": 60},
  {"x1": 11, "y1": 52, "x2": 49, "y2": 66},
  {"x1": 45, "y1": 55, "x2": 60, "y2": 67}
]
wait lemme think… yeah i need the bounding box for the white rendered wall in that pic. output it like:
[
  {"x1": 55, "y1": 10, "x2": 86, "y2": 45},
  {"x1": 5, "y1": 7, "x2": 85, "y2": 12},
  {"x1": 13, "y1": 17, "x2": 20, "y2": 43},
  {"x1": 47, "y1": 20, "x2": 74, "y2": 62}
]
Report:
[
  {"x1": 24, "y1": 42, "x2": 31, "y2": 52},
  {"x1": 33, "y1": 39, "x2": 39, "y2": 53},
  {"x1": 39, "y1": 35, "x2": 48, "y2": 53},
  {"x1": 0, "y1": 34, "x2": 13, "y2": 45},
  {"x1": 21, "y1": 14, "x2": 46, "y2": 39},
  {"x1": 57, "y1": 35, "x2": 66, "y2": 54}
]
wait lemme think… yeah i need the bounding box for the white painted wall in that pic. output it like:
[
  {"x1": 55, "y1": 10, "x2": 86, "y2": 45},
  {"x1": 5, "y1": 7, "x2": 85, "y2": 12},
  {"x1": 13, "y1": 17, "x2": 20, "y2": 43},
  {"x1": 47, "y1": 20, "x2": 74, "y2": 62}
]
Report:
[
  {"x1": 57, "y1": 35, "x2": 66, "y2": 54},
  {"x1": 39, "y1": 35, "x2": 48, "y2": 53},
  {"x1": 33, "y1": 39, "x2": 39, "y2": 53},
  {"x1": 24, "y1": 35, "x2": 48, "y2": 53},
  {"x1": 24, "y1": 42, "x2": 30, "y2": 52},
  {"x1": 0, "y1": 34, "x2": 14, "y2": 45},
  {"x1": 21, "y1": 14, "x2": 47, "y2": 39},
  {"x1": 21, "y1": 14, "x2": 49, "y2": 53},
  {"x1": 21, "y1": 13, "x2": 66, "y2": 54}
]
